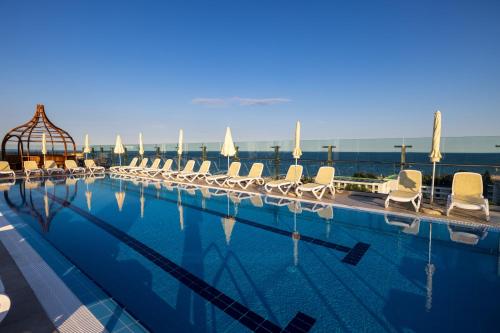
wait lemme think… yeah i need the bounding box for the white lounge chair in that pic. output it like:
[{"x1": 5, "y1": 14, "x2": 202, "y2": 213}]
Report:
[
  {"x1": 205, "y1": 162, "x2": 241, "y2": 186},
  {"x1": 295, "y1": 166, "x2": 335, "y2": 200},
  {"x1": 84, "y1": 159, "x2": 105, "y2": 175},
  {"x1": 177, "y1": 160, "x2": 211, "y2": 182},
  {"x1": 446, "y1": 172, "x2": 490, "y2": 221},
  {"x1": 384, "y1": 170, "x2": 422, "y2": 212},
  {"x1": 265, "y1": 165, "x2": 303, "y2": 195},
  {"x1": 110, "y1": 157, "x2": 138, "y2": 173},
  {"x1": 44, "y1": 160, "x2": 64, "y2": 175},
  {"x1": 0, "y1": 161, "x2": 16, "y2": 179},
  {"x1": 226, "y1": 163, "x2": 265, "y2": 189},
  {"x1": 125, "y1": 158, "x2": 149, "y2": 175},
  {"x1": 130, "y1": 158, "x2": 159, "y2": 176},
  {"x1": 65, "y1": 160, "x2": 86, "y2": 175},
  {"x1": 24, "y1": 161, "x2": 43, "y2": 178},
  {"x1": 162, "y1": 160, "x2": 195, "y2": 180},
  {"x1": 142, "y1": 158, "x2": 173, "y2": 177}
]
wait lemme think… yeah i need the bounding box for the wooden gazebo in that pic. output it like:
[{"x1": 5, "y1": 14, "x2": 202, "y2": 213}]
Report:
[{"x1": 1, "y1": 104, "x2": 76, "y2": 169}]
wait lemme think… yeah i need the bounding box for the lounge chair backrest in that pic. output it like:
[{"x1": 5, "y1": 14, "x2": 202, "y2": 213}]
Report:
[
  {"x1": 397, "y1": 170, "x2": 422, "y2": 193},
  {"x1": 84, "y1": 159, "x2": 96, "y2": 168},
  {"x1": 149, "y1": 158, "x2": 161, "y2": 169},
  {"x1": 227, "y1": 162, "x2": 241, "y2": 177},
  {"x1": 138, "y1": 158, "x2": 149, "y2": 168},
  {"x1": 44, "y1": 160, "x2": 57, "y2": 169},
  {"x1": 248, "y1": 163, "x2": 264, "y2": 178},
  {"x1": 198, "y1": 161, "x2": 211, "y2": 174},
  {"x1": 182, "y1": 160, "x2": 195, "y2": 172},
  {"x1": 0, "y1": 161, "x2": 12, "y2": 171},
  {"x1": 315, "y1": 166, "x2": 335, "y2": 185},
  {"x1": 162, "y1": 159, "x2": 173, "y2": 171},
  {"x1": 65, "y1": 160, "x2": 78, "y2": 169},
  {"x1": 285, "y1": 165, "x2": 303, "y2": 182},
  {"x1": 24, "y1": 161, "x2": 39, "y2": 170},
  {"x1": 452, "y1": 172, "x2": 483, "y2": 198},
  {"x1": 128, "y1": 157, "x2": 138, "y2": 168}
]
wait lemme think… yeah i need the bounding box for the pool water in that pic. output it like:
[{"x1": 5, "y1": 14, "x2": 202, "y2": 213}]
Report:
[{"x1": 0, "y1": 175, "x2": 499, "y2": 332}]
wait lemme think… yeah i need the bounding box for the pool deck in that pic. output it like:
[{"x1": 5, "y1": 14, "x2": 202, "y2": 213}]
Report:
[
  {"x1": 139, "y1": 174, "x2": 500, "y2": 229},
  {"x1": 0, "y1": 239, "x2": 56, "y2": 333}
]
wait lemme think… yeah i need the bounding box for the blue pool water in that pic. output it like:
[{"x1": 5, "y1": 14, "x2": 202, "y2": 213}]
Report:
[{"x1": 0, "y1": 175, "x2": 499, "y2": 332}]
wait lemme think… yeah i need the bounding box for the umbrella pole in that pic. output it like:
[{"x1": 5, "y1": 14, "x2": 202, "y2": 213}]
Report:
[
  {"x1": 119, "y1": 154, "x2": 122, "y2": 166},
  {"x1": 430, "y1": 162, "x2": 436, "y2": 204}
]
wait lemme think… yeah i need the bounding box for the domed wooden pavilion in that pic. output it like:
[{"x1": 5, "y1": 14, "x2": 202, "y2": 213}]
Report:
[{"x1": 1, "y1": 104, "x2": 76, "y2": 170}]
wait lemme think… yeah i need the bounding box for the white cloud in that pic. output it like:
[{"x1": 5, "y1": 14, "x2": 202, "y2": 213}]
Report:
[
  {"x1": 191, "y1": 98, "x2": 227, "y2": 107},
  {"x1": 232, "y1": 97, "x2": 291, "y2": 106},
  {"x1": 191, "y1": 96, "x2": 291, "y2": 107}
]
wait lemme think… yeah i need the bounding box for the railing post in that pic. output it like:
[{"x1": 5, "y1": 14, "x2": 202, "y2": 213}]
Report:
[
  {"x1": 200, "y1": 145, "x2": 207, "y2": 161},
  {"x1": 234, "y1": 146, "x2": 240, "y2": 162},
  {"x1": 493, "y1": 145, "x2": 500, "y2": 205},
  {"x1": 124, "y1": 147, "x2": 128, "y2": 165},
  {"x1": 322, "y1": 145, "x2": 336, "y2": 166},
  {"x1": 271, "y1": 145, "x2": 280, "y2": 179},
  {"x1": 155, "y1": 146, "x2": 160, "y2": 157},
  {"x1": 394, "y1": 144, "x2": 412, "y2": 171}
]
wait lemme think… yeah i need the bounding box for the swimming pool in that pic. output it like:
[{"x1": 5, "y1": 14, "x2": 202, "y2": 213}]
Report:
[{"x1": 0, "y1": 175, "x2": 499, "y2": 332}]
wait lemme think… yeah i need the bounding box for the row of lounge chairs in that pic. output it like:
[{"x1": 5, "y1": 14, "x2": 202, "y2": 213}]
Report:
[
  {"x1": 0, "y1": 160, "x2": 105, "y2": 178},
  {"x1": 111, "y1": 157, "x2": 337, "y2": 200}
]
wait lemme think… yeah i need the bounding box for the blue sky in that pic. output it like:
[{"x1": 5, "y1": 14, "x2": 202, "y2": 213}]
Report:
[{"x1": 0, "y1": 0, "x2": 499, "y2": 145}]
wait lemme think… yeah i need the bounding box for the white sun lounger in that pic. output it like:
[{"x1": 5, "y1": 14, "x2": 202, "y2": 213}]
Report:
[
  {"x1": 125, "y1": 158, "x2": 149, "y2": 175},
  {"x1": 65, "y1": 160, "x2": 86, "y2": 175},
  {"x1": 110, "y1": 157, "x2": 138, "y2": 173},
  {"x1": 0, "y1": 161, "x2": 16, "y2": 179},
  {"x1": 128, "y1": 158, "x2": 157, "y2": 176},
  {"x1": 44, "y1": 160, "x2": 64, "y2": 175},
  {"x1": 142, "y1": 158, "x2": 173, "y2": 177},
  {"x1": 295, "y1": 166, "x2": 335, "y2": 200},
  {"x1": 265, "y1": 165, "x2": 303, "y2": 195},
  {"x1": 384, "y1": 170, "x2": 423, "y2": 212},
  {"x1": 24, "y1": 161, "x2": 43, "y2": 178},
  {"x1": 446, "y1": 172, "x2": 490, "y2": 221},
  {"x1": 226, "y1": 163, "x2": 265, "y2": 189},
  {"x1": 205, "y1": 162, "x2": 241, "y2": 186},
  {"x1": 84, "y1": 159, "x2": 105, "y2": 175},
  {"x1": 162, "y1": 160, "x2": 195, "y2": 180},
  {"x1": 177, "y1": 160, "x2": 211, "y2": 182}
]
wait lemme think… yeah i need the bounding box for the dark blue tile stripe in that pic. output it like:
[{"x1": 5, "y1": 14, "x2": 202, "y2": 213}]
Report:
[
  {"x1": 341, "y1": 242, "x2": 370, "y2": 266},
  {"x1": 45, "y1": 192, "x2": 315, "y2": 333},
  {"x1": 283, "y1": 312, "x2": 317, "y2": 333},
  {"x1": 103, "y1": 180, "x2": 355, "y2": 255}
]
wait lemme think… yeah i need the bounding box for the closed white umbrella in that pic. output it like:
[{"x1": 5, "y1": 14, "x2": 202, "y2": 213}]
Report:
[
  {"x1": 114, "y1": 135, "x2": 125, "y2": 166},
  {"x1": 41, "y1": 132, "x2": 47, "y2": 164},
  {"x1": 83, "y1": 134, "x2": 91, "y2": 158},
  {"x1": 292, "y1": 121, "x2": 302, "y2": 185},
  {"x1": 429, "y1": 111, "x2": 442, "y2": 204},
  {"x1": 221, "y1": 127, "x2": 236, "y2": 170},
  {"x1": 292, "y1": 121, "x2": 302, "y2": 164},
  {"x1": 177, "y1": 129, "x2": 184, "y2": 171},
  {"x1": 139, "y1": 132, "x2": 144, "y2": 158}
]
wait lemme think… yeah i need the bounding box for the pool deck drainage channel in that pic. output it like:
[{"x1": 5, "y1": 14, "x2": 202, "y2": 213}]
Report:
[{"x1": 46, "y1": 191, "x2": 317, "y2": 333}]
